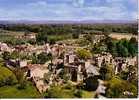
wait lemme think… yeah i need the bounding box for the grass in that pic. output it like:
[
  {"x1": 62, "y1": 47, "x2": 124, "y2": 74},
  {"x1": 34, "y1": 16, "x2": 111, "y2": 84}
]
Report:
[
  {"x1": 82, "y1": 90, "x2": 95, "y2": 98},
  {"x1": 0, "y1": 66, "x2": 17, "y2": 82},
  {"x1": 44, "y1": 83, "x2": 95, "y2": 98},
  {"x1": 106, "y1": 76, "x2": 138, "y2": 98},
  {"x1": 0, "y1": 65, "x2": 41, "y2": 98},
  {"x1": 47, "y1": 34, "x2": 72, "y2": 41},
  {"x1": 0, "y1": 82, "x2": 41, "y2": 98}
]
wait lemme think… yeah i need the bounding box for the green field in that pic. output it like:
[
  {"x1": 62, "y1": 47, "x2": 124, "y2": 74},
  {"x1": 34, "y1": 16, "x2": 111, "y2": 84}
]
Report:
[
  {"x1": 44, "y1": 83, "x2": 94, "y2": 98},
  {"x1": 47, "y1": 34, "x2": 72, "y2": 41},
  {"x1": 0, "y1": 65, "x2": 41, "y2": 98},
  {"x1": 0, "y1": 82, "x2": 41, "y2": 98}
]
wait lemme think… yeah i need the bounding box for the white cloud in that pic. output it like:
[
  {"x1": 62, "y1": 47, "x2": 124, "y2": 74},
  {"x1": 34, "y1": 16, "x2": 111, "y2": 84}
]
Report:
[
  {"x1": 0, "y1": 0, "x2": 137, "y2": 20},
  {"x1": 73, "y1": 0, "x2": 84, "y2": 7}
]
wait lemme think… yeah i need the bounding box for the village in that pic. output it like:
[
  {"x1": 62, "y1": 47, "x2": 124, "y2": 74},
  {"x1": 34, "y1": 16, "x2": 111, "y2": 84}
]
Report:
[{"x1": 0, "y1": 30, "x2": 137, "y2": 98}]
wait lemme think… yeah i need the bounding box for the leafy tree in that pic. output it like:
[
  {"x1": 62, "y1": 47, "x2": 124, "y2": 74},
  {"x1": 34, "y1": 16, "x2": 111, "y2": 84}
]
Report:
[
  {"x1": 129, "y1": 37, "x2": 137, "y2": 45},
  {"x1": 74, "y1": 89, "x2": 83, "y2": 98},
  {"x1": 14, "y1": 68, "x2": 27, "y2": 89},
  {"x1": 127, "y1": 65, "x2": 138, "y2": 86},
  {"x1": 47, "y1": 53, "x2": 53, "y2": 63},
  {"x1": 36, "y1": 32, "x2": 48, "y2": 44},
  {"x1": 44, "y1": 84, "x2": 76, "y2": 98},
  {"x1": 128, "y1": 43, "x2": 137, "y2": 57},
  {"x1": 18, "y1": 79, "x2": 27, "y2": 89},
  {"x1": 99, "y1": 64, "x2": 114, "y2": 80},
  {"x1": 72, "y1": 33, "x2": 79, "y2": 39},
  {"x1": 31, "y1": 53, "x2": 38, "y2": 64},
  {"x1": 2, "y1": 51, "x2": 11, "y2": 60},
  {"x1": 84, "y1": 34, "x2": 95, "y2": 43},
  {"x1": 10, "y1": 51, "x2": 20, "y2": 59},
  {"x1": 37, "y1": 52, "x2": 48, "y2": 64},
  {"x1": 76, "y1": 48, "x2": 92, "y2": 60},
  {"x1": 116, "y1": 42, "x2": 129, "y2": 57},
  {"x1": 106, "y1": 77, "x2": 137, "y2": 98}
]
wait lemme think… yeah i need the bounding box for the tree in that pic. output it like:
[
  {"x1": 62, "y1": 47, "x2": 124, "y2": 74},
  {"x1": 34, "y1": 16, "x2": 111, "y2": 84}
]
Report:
[
  {"x1": 10, "y1": 51, "x2": 20, "y2": 59},
  {"x1": 47, "y1": 53, "x2": 53, "y2": 63},
  {"x1": 36, "y1": 32, "x2": 48, "y2": 44},
  {"x1": 31, "y1": 53, "x2": 37, "y2": 64},
  {"x1": 128, "y1": 43, "x2": 137, "y2": 57},
  {"x1": 14, "y1": 68, "x2": 24, "y2": 82},
  {"x1": 127, "y1": 65, "x2": 138, "y2": 86},
  {"x1": 37, "y1": 52, "x2": 48, "y2": 64},
  {"x1": 76, "y1": 48, "x2": 92, "y2": 60},
  {"x1": 106, "y1": 77, "x2": 137, "y2": 98},
  {"x1": 18, "y1": 79, "x2": 27, "y2": 89},
  {"x1": 129, "y1": 37, "x2": 137, "y2": 45},
  {"x1": 72, "y1": 33, "x2": 79, "y2": 39},
  {"x1": 14, "y1": 68, "x2": 27, "y2": 89},
  {"x1": 99, "y1": 64, "x2": 114, "y2": 80},
  {"x1": 2, "y1": 51, "x2": 11, "y2": 60},
  {"x1": 128, "y1": 38, "x2": 137, "y2": 57},
  {"x1": 84, "y1": 34, "x2": 95, "y2": 43},
  {"x1": 117, "y1": 42, "x2": 129, "y2": 57},
  {"x1": 74, "y1": 89, "x2": 83, "y2": 98},
  {"x1": 84, "y1": 76, "x2": 99, "y2": 91}
]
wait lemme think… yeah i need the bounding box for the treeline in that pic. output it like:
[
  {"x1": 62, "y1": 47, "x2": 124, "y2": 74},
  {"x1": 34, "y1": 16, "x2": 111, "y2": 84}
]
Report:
[
  {"x1": 102, "y1": 37, "x2": 137, "y2": 57},
  {"x1": 0, "y1": 23, "x2": 138, "y2": 35}
]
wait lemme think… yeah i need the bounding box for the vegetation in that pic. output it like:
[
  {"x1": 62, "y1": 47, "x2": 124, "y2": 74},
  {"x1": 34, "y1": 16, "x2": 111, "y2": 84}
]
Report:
[
  {"x1": 0, "y1": 66, "x2": 17, "y2": 87},
  {"x1": 0, "y1": 23, "x2": 137, "y2": 98},
  {"x1": 0, "y1": 82, "x2": 41, "y2": 98},
  {"x1": 76, "y1": 48, "x2": 92, "y2": 60},
  {"x1": 31, "y1": 52, "x2": 52, "y2": 64},
  {"x1": 99, "y1": 64, "x2": 114, "y2": 80},
  {"x1": 44, "y1": 83, "x2": 94, "y2": 98},
  {"x1": 0, "y1": 63, "x2": 41, "y2": 98},
  {"x1": 106, "y1": 77, "x2": 137, "y2": 98},
  {"x1": 1, "y1": 23, "x2": 137, "y2": 35},
  {"x1": 93, "y1": 37, "x2": 138, "y2": 57}
]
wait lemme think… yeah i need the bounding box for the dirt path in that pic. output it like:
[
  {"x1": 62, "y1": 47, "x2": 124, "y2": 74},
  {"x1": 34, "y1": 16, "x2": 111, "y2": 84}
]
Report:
[{"x1": 109, "y1": 33, "x2": 137, "y2": 40}]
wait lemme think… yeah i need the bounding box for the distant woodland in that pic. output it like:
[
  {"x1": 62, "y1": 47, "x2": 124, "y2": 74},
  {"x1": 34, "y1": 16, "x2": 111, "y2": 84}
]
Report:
[{"x1": 0, "y1": 23, "x2": 138, "y2": 35}]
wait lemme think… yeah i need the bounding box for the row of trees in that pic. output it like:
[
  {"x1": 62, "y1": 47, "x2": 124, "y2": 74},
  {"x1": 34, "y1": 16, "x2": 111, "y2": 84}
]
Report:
[
  {"x1": 1, "y1": 23, "x2": 137, "y2": 35},
  {"x1": 92, "y1": 37, "x2": 137, "y2": 57},
  {"x1": 106, "y1": 37, "x2": 137, "y2": 57},
  {"x1": 32, "y1": 52, "x2": 52, "y2": 64}
]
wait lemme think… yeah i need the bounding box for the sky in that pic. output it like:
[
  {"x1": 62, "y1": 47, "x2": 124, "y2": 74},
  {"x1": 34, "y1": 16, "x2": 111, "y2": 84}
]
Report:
[{"x1": 0, "y1": 0, "x2": 138, "y2": 21}]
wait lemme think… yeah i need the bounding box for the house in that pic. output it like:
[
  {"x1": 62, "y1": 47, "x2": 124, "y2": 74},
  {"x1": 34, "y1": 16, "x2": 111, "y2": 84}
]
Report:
[
  {"x1": 114, "y1": 56, "x2": 137, "y2": 74},
  {"x1": 6, "y1": 59, "x2": 28, "y2": 68},
  {"x1": 96, "y1": 79, "x2": 107, "y2": 98},
  {"x1": 45, "y1": 43, "x2": 51, "y2": 54},
  {"x1": 0, "y1": 42, "x2": 13, "y2": 52},
  {"x1": 18, "y1": 60, "x2": 28, "y2": 68},
  {"x1": 24, "y1": 33, "x2": 36, "y2": 39},
  {"x1": 84, "y1": 60, "x2": 99, "y2": 77},
  {"x1": 64, "y1": 51, "x2": 77, "y2": 64},
  {"x1": 27, "y1": 64, "x2": 49, "y2": 93}
]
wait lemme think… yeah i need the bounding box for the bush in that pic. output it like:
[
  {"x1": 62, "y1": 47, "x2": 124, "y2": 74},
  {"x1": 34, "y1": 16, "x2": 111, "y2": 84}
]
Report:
[
  {"x1": 72, "y1": 33, "x2": 79, "y2": 39},
  {"x1": 74, "y1": 89, "x2": 83, "y2": 98},
  {"x1": 76, "y1": 48, "x2": 92, "y2": 60},
  {"x1": 106, "y1": 77, "x2": 138, "y2": 98}
]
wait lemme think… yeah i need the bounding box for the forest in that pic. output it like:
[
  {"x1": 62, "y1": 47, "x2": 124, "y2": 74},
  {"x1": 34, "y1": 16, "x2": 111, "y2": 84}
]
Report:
[{"x1": 0, "y1": 23, "x2": 138, "y2": 35}]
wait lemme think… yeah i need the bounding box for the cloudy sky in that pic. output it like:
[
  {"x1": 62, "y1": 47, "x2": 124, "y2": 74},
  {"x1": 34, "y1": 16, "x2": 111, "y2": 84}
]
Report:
[{"x1": 0, "y1": 0, "x2": 137, "y2": 20}]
